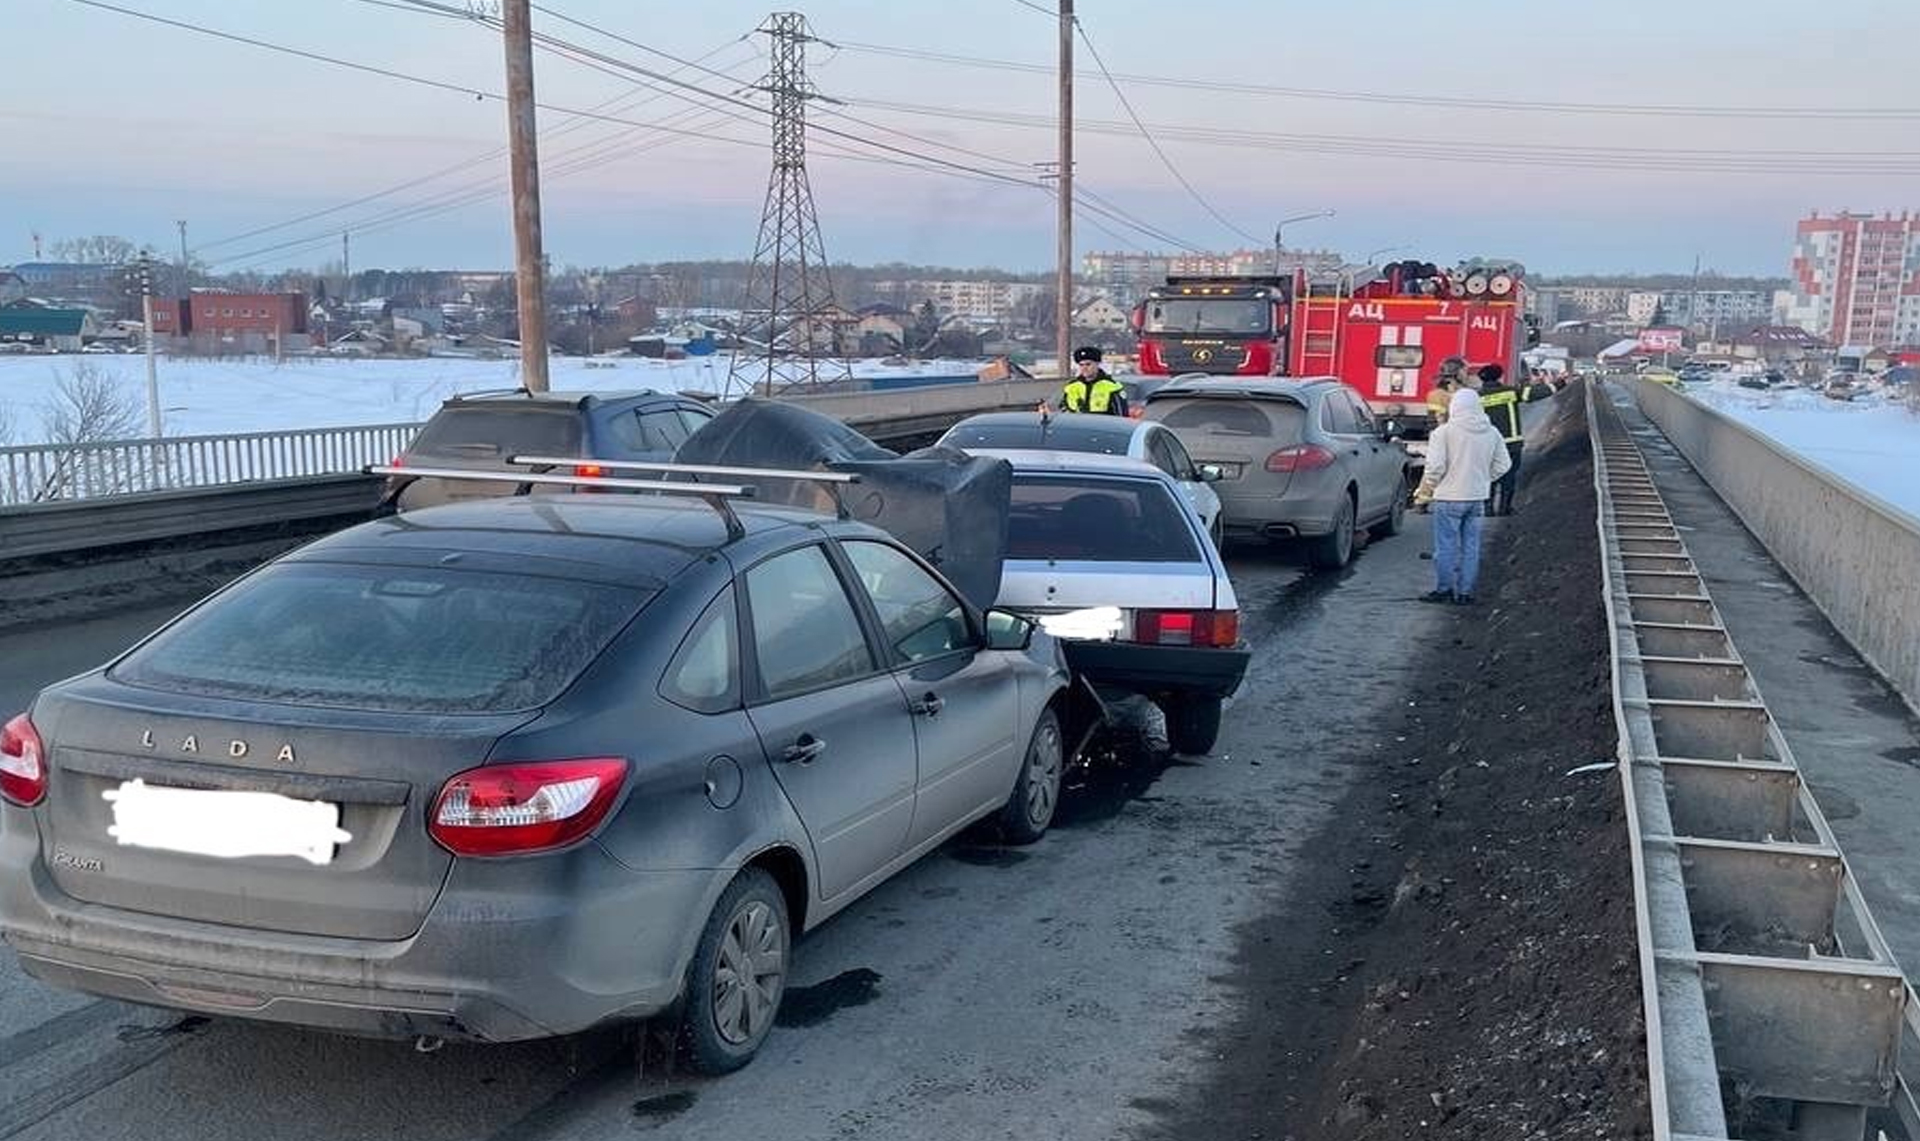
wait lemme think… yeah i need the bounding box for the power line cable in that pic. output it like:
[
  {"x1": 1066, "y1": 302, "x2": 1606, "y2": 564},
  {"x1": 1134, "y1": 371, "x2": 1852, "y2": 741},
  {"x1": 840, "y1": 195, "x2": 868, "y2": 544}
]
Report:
[
  {"x1": 1072, "y1": 16, "x2": 1262, "y2": 246},
  {"x1": 836, "y1": 39, "x2": 1920, "y2": 121}
]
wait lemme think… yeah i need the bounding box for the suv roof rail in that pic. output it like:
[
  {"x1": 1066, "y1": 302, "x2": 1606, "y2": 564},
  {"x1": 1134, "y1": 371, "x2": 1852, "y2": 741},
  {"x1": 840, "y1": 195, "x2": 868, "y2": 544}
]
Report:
[
  {"x1": 444, "y1": 386, "x2": 533, "y2": 401},
  {"x1": 510, "y1": 456, "x2": 861, "y2": 519},
  {"x1": 366, "y1": 464, "x2": 758, "y2": 538}
]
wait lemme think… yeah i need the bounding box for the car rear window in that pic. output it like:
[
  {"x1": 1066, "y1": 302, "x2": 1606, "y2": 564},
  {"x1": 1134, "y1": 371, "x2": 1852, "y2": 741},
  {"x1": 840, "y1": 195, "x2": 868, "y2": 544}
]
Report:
[
  {"x1": 112, "y1": 563, "x2": 646, "y2": 713},
  {"x1": 1007, "y1": 475, "x2": 1200, "y2": 563},
  {"x1": 1152, "y1": 397, "x2": 1306, "y2": 443},
  {"x1": 407, "y1": 407, "x2": 582, "y2": 461},
  {"x1": 946, "y1": 421, "x2": 1135, "y2": 456}
]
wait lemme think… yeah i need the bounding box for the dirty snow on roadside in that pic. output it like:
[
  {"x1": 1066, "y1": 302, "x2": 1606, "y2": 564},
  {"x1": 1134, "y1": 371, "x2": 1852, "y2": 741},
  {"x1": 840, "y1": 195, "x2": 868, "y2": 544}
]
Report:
[
  {"x1": 1684, "y1": 379, "x2": 1920, "y2": 523},
  {"x1": 0, "y1": 354, "x2": 988, "y2": 446}
]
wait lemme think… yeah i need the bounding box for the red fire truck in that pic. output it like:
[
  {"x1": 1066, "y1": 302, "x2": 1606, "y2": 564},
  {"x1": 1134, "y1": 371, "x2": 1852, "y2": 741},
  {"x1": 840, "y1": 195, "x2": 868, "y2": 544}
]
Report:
[{"x1": 1131, "y1": 259, "x2": 1537, "y2": 434}]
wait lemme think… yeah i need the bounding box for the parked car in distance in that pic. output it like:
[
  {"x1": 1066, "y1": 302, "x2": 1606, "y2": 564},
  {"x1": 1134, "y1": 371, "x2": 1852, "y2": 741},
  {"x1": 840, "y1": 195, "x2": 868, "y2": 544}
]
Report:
[
  {"x1": 0, "y1": 489, "x2": 1069, "y2": 1073},
  {"x1": 1143, "y1": 377, "x2": 1411, "y2": 569},
  {"x1": 938, "y1": 411, "x2": 1224, "y2": 543},
  {"x1": 967, "y1": 448, "x2": 1248, "y2": 755},
  {"x1": 380, "y1": 389, "x2": 717, "y2": 512}
]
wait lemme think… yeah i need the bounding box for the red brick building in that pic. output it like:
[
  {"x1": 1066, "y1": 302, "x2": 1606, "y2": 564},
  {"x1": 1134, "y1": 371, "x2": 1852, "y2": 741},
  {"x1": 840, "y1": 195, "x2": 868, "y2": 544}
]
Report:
[{"x1": 179, "y1": 291, "x2": 308, "y2": 336}]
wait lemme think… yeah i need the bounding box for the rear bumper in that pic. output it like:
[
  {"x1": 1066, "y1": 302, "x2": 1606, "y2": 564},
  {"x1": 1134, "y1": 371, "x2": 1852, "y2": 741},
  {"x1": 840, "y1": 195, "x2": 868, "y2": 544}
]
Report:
[
  {"x1": 0, "y1": 813, "x2": 723, "y2": 1042},
  {"x1": 1061, "y1": 640, "x2": 1249, "y2": 700},
  {"x1": 1217, "y1": 496, "x2": 1343, "y2": 539}
]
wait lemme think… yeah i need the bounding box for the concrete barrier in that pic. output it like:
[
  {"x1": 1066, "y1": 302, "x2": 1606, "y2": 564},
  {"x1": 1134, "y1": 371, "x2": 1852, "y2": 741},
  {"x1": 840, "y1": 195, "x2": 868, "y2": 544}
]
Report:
[{"x1": 1635, "y1": 379, "x2": 1920, "y2": 717}]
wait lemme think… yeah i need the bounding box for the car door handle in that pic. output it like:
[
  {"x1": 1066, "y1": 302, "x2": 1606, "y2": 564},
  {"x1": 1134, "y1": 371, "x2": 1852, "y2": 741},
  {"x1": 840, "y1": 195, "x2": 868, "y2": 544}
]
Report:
[
  {"x1": 781, "y1": 734, "x2": 826, "y2": 764},
  {"x1": 910, "y1": 692, "x2": 943, "y2": 717}
]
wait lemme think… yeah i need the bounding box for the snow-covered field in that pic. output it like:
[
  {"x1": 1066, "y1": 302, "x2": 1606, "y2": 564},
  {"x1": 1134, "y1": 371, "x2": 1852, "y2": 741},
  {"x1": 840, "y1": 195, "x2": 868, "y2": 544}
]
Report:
[
  {"x1": 0, "y1": 353, "x2": 988, "y2": 445},
  {"x1": 1684, "y1": 379, "x2": 1920, "y2": 523}
]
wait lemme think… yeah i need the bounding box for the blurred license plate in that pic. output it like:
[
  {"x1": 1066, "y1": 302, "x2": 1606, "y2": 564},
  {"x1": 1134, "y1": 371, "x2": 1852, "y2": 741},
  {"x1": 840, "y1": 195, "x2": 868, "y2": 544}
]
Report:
[
  {"x1": 102, "y1": 780, "x2": 351, "y2": 866},
  {"x1": 1212, "y1": 463, "x2": 1245, "y2": 480}
]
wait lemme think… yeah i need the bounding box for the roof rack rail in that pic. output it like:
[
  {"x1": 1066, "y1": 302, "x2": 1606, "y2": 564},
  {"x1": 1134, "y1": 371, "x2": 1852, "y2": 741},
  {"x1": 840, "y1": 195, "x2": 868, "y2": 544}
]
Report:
[
  {"x1": 444, "y1": 386, "x2": 533, "y2": 401},
  {"x1": 509, "y1": 457, "x2": 861, "y2": 519},
  {"x1": 365, "y1": 464, "x2": 755, "y2": 538}
]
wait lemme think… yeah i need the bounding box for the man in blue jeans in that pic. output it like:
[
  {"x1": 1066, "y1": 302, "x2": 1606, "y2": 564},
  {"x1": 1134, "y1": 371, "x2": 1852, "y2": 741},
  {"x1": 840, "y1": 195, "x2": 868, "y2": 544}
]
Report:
[{"x1": 1416, "y1": 388, "x2": 1512, "y2": 605}]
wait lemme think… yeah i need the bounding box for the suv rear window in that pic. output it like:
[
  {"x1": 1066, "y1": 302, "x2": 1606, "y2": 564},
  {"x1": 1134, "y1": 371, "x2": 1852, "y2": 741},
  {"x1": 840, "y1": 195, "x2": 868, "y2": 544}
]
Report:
[
  {"x1": 1007, "y1": 475, "x2": 1199, "y2": 563},
  {"x1": 1152, "y1": 397, "x2": 1306, "y2": 442},
  {"x1": 407, "y1": 406, "x2": 583, "y2": 461},
  {"x1": 112, "y1": 563, "x2": 645, "y2": 713}
]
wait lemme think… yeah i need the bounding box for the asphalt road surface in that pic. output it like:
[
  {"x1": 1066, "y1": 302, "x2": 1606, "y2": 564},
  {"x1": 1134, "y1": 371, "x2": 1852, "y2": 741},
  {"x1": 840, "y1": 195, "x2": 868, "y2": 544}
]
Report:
[{"x1": 0, "y1": 516, "x2": 1468, "y2": 1141}]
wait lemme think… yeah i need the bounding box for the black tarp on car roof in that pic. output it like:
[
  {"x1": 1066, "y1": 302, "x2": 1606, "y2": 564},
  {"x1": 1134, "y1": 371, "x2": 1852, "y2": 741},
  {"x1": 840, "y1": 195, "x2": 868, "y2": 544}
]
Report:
[{"x1": 676, "y1": 399, "x2": 1012, "y2": 612}]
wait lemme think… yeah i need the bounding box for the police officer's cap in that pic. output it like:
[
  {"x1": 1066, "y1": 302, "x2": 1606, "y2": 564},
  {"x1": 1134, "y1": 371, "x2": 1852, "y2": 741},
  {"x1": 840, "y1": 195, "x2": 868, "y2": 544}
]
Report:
[{"x1": 1072, "y1": 346, "x2": 1103, "y2": 364}]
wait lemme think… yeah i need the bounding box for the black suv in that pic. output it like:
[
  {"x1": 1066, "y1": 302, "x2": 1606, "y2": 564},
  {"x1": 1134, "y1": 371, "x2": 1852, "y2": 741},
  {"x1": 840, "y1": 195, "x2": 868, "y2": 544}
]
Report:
[{"x1": 381, "y1": 389, "x2": 716, "y2": 512}]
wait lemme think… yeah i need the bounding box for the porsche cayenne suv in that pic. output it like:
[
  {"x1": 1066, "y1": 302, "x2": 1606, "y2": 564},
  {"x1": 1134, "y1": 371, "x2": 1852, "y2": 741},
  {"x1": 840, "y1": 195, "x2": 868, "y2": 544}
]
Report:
[{"x1": 0, "y1": 491, "x2": 1068, "y2": 1073}]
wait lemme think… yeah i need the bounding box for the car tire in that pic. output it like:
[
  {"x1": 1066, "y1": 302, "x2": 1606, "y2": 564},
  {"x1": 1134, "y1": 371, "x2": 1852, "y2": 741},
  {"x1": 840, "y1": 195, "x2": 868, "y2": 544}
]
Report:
[
  {"x1": 997, "y1": 708, "x2": 1063, "y2": 845},
  {"x1": 1369, "y1": 480, "x2": 1407, "y2": 539},
  {"x1": 1308, "y1": 494, "x2": 1356, "y2": 569},
  {"x1": 679, "y1": 868, "x2": 790, "y2": 1075},
  {"x1": 1166, "y1": 695, "x2": 1223, "y2": 755}
]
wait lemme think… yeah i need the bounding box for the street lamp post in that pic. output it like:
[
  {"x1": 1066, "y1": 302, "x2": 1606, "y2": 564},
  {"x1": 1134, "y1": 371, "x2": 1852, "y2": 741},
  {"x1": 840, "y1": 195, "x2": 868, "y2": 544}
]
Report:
[
  {"x1": 1272, "y1": 210, "x2": 1337, "y2": 275},
  {"x1": 1364, "y1": 245, "x2": 1410, "y2": 266}
]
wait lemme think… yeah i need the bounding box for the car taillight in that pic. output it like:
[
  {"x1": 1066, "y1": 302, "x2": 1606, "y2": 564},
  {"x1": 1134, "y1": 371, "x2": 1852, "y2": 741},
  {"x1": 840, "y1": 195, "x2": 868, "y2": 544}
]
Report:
[
  {"x1": 1265, "y1": 444, "x2": 1336, "y2": 473},
  {"x1": 388, "y1": 454, "x2": 406, "y2": 468},
  {"x1": 1, "y1": 712, "x2": 47, "y2": 808},
  {"x1": 428, "y1": 758, "x2": 628, "y2": 857},
  {"x1": 574, "y1": 463, "x2": 605, "y2": 478},
  {"x1": 1134, "y1": 610, "x2": 1239, "y2": 648}
]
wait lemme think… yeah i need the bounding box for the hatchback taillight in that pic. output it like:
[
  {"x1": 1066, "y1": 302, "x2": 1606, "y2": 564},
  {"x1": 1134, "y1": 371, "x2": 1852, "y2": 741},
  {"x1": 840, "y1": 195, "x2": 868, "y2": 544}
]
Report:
[
  {"x1": 1265, "y1": 445, "x2": 1336, "y2": 473},
  {"x1": 428, "y1": 758, "x2": 628, "y2": 856},
  {"x1": 1, "y1": 712, "x2": 47, "y2": 808},
  {"x1": 1134, "y1": 610, "x2": 1239, "y2": 648},
  {"x1": 574, "y1": 463, "x2": 605, "y2": 478}
]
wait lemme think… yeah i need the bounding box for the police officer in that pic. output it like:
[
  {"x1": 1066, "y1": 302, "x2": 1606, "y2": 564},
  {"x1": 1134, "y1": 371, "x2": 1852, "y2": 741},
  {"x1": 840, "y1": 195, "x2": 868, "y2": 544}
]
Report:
[
  {"x1": 1477, "y1": 362, "x2": 1565, "y2": 515},
  {"x1": 1060, "y1": 346, "x2": 1129, "y2": 416}
]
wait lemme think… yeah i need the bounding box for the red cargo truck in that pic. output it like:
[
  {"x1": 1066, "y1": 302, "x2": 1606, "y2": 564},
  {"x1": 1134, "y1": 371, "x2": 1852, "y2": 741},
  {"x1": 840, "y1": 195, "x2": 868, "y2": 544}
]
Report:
[{"x1": 1132, "y1": 259, "x2": 1538, "y2": 436}]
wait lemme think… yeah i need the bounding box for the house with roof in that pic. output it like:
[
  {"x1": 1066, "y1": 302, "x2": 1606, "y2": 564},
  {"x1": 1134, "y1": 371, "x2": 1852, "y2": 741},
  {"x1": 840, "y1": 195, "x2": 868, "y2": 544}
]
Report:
[{"x1": 0, "y1": 302, "x2": 98, "y2": 351}]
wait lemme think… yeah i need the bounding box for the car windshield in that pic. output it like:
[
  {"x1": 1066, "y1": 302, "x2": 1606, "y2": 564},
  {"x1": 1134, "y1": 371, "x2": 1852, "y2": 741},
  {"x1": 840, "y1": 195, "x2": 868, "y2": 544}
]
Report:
[
  {"x1": 944, "y1": 420, "x2": 1135, "y2": 455},
  {"x1": 1151, "y1": 396, "x2": 1308, "y2": 443},
  {"x1": 112, "y1": 562, "x2": 647, "y2": 713},
  {"x1": 1143, "y1": 299, "x2": 1271, "y2": 336},
  {"x1": 1007, "y1": 474, "x2": 1200, "y2": 563},
  {"x1": 406, "y1": 406, "x2": 583, "y2": 461}
]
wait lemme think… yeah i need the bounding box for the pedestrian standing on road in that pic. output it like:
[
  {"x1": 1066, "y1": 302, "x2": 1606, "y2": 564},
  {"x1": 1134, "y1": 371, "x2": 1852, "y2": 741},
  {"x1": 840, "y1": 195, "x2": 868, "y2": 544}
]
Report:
[
  {"x1": 1417, "y1": 388, "x2": 1511, "y2": 606},
  {"x1": 1059, "y1": 347, "x2": 1129, "y2": 416},
  {"x1": 1477, "y1": 363, "x2": 1564, "y2": 516}
]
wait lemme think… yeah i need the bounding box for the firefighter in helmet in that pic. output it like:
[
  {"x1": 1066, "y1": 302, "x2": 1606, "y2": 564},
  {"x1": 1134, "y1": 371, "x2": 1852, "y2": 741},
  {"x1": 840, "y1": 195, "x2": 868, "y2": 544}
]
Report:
[
  {"x1": 1477, "y1": 362, "x2": 1566, "y2": 516},
  {"x1": 1425, "y1": 355, "x2": 1472, "y2": 426},
  {"x1": 1061, "y1": 346, "x2": 1129, "y2": 416}
]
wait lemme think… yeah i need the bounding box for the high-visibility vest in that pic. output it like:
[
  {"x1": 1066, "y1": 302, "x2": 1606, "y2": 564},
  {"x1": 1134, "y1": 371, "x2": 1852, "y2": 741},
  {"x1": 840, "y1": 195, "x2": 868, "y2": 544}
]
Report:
[
  {"x1": 1063, "y1": 375, "x2": 1126, "y2": 414},
  {"x1": 1481, "y1": 388, "x2": 1523, "y2": 442}
]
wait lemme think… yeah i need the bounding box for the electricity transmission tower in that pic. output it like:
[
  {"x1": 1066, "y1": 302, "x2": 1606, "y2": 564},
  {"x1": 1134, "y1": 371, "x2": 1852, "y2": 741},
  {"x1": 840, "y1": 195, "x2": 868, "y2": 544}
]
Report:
[{"x1": 727, "y1": 11, "x2": 852, "y2": 397}]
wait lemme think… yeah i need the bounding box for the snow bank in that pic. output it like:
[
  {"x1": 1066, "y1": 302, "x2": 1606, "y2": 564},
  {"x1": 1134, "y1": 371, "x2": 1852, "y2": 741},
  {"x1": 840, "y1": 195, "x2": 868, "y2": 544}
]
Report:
[
  {"x1": 1687, "y1": 379, "x2": 1920, "y2": 523},
  {"x1": 0, "y1": 354, "x2": 987, "y2": 445}
]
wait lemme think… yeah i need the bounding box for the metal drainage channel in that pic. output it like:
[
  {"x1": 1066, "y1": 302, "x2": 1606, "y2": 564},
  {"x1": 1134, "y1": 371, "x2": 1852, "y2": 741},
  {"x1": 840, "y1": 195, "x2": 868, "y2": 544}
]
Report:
[{"x1": 1590, "y1": 382, "x2": 1914, "y2": 1141}]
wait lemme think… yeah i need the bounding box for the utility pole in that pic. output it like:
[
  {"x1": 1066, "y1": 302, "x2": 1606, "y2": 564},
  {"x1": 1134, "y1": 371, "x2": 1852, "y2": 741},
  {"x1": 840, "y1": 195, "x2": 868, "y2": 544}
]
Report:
[
  {"x1": 1055, "y1": 0, "x2": 1074, "y2": 381},
  {"x1": 342, "y1": 231, "x2": 352, "y2": 301},
  {"x1": 132, "y1": 253, "x2": 163, "y2": 441},
  {"x1": 502, "y1": 0, "x2": 550, "y2": 392},
  {"x1": 175, "y1": 220, "x2": 189, "y2": 278}
]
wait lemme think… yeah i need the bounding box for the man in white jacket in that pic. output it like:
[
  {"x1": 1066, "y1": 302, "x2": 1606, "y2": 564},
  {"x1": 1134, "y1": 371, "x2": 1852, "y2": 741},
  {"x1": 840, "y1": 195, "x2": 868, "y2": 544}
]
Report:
[{"x1": 1417, "y1": 388, "x2": 1512, "y2": 605}]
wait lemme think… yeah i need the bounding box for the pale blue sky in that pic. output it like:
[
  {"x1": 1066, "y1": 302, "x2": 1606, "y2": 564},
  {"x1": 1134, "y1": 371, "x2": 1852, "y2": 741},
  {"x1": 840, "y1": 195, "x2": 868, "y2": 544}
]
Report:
[{"x1": 5, "y1": 0, "x2": 1916, "y2": 275}]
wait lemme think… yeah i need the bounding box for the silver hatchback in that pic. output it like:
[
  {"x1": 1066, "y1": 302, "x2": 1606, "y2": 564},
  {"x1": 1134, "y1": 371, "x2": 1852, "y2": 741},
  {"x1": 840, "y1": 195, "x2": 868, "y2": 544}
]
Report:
[{"x1": 1144, "y1": 377, "x2": 1413, "y2": 569}]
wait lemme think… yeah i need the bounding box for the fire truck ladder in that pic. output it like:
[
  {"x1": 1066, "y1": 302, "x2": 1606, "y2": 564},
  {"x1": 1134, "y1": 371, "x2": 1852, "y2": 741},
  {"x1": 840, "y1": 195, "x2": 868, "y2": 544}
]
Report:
[{"x1": 1295, "y1": 274, "x2": 1347, "y2": 377}]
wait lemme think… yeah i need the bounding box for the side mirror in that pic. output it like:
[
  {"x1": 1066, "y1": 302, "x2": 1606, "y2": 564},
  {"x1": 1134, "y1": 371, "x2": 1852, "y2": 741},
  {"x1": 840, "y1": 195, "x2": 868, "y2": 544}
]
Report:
[
  {"x1": 1381, "y1": 418, "x2": 1406, "y2": 441},
  {"x1": 983, "y1": 608, "x2": 1035, "y2": 651},
  {"x1": 1196, "y1": 463, "x2": 1225, "y2": 483}
]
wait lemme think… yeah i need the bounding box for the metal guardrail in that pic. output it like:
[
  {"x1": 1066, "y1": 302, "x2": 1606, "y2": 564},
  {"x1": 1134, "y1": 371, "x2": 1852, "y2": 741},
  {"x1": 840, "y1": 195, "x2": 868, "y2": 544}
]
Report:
[
  {"x1": 0, "y1": 423, "x2": 420, "y2": 507},
  {"x1": 1591, "y1": 381, "x2": 1909, "y2": 1141},
  {"x1": 0, "y1": 475, "x2": 385, "y2": 561},
  {"x1": 0, "y1": 381, "x2": 1064, "y2": 561}
]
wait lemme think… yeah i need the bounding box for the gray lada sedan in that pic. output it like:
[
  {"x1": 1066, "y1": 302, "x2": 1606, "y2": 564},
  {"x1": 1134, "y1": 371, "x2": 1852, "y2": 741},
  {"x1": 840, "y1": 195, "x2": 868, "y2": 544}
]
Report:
[{"x1": 0, "y1": 492, "x2": 1067, "y2": 1073}]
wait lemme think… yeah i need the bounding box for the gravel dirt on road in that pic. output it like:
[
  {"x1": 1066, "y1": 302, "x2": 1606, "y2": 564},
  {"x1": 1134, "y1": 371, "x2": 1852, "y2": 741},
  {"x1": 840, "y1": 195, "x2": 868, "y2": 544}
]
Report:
[{"x1": 1140, "y1": 382, "x2": 1652, "y2": 1140}]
